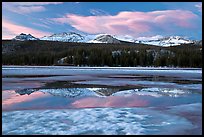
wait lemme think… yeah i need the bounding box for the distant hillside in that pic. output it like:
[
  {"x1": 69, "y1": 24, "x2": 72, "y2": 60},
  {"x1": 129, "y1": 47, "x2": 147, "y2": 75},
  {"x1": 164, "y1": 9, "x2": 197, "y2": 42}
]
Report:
[
  {"x1": 2, "y1": 40, "x2": 202, "y2": 67},
  {"x1": 9, "y1": 32, "x2": 202, "y2": 47}
]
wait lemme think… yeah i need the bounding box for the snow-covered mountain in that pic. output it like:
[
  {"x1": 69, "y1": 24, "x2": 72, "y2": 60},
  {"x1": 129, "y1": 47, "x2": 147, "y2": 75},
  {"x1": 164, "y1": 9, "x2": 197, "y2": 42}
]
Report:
[
  {"x1": 12, "y1": 32, "x2": 200, "y2": 47},
  {"x1": 137, "y1": 36, "x2": 194, "y2": 47},
  {"x1": 88, "y1": 34, "x2": 121, "y2": 44},
  {"x1": 12, "y1": 33, "x2": 39, "y2": 41},
  {"x1": 114, "y1": 35, "x2": 138, "y2": 43},
  {"x1": 192, "y1": 40, "x2": 202, "y2": 46},
  {"x1": 40, "y1": 32, "x2": 85, "y2": 42},
  {"x1": 40, "y1": 33, "x2": 122, "y2": 44},
  {"x1": 40, "y1": 32, "x2": 195, "y2": 46}
]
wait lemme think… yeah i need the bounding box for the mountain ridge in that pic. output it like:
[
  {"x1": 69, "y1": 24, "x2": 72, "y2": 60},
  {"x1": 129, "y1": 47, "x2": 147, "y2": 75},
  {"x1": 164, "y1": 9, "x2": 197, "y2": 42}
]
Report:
[
  {"x1": 12, "y1": 33, "x2": 39, "y2": 41},
  {"x1": 11, "y1": 32, "x2": 201, "y2": 47}
]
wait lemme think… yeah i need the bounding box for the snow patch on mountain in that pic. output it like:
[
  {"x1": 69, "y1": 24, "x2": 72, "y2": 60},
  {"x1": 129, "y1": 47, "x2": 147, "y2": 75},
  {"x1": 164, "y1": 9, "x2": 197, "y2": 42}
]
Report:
[
  {"x1": 137, "y1": 35, "x2": 164, "y2": 41},
  {"x1": 40, "y1": 32, "x2": 85, "y2": 42},
  {"x1": 12, "y1": 32, "x2": 199, "y2": 47},
  {"x1": 12, "y1": 33, "x2": 39, "y2": 41},
  {"x1": 136, "y1": 36, "x2": 194, "y2": 47},
  {"x1": 114, "y1": 35, "x2": 138, "y2": 43},
  {"x1": 88, "y1": 34, "x2": 121, "y2": 44}
]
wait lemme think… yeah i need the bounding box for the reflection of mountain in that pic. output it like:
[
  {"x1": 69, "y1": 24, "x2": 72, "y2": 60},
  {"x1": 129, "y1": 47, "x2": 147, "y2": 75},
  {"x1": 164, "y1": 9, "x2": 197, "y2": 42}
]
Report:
[
  {"x1": 39, "y1": 88, "x2": 121, "y2": 98},
  {"x1": 92, "y1": 88, "x2": 120, "y2": 96},
  {"x1": 15, "y1": 87, "x2": 188, "y2": 98},
  {"x1": 14, "y1": 88, "x2": 122, "y2": 98},
  {"x1": 112, "y1": 88, "x2": 190, "y2": 97},
  {"x1": 40, "y1": 88, "x2": 88, "y2": 98}
]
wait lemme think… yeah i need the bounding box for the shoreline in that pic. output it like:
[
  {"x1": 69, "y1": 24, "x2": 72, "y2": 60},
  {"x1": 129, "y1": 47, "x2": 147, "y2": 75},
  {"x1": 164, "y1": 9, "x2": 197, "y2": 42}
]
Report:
[{"x1": 2, "y1": 65, "x2": 202, "y2": 70}]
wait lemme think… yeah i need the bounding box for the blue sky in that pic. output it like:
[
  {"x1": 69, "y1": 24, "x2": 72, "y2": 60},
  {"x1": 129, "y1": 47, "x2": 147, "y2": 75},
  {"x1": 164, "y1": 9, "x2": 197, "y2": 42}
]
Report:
[{"x1": 2, "y1": 2, "x2": 202, "y2": 40}]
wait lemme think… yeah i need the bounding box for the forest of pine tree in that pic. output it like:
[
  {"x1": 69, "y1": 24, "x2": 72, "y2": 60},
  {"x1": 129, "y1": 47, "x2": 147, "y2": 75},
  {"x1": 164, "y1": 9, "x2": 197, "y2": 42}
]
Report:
[{"x1": 2, "y1": 40, "x2": 202, "y2": 67}]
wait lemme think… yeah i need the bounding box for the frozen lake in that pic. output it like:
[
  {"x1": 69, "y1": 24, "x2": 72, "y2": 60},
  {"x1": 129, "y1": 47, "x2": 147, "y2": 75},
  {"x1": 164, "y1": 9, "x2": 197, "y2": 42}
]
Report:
[{"x1": 2, "y1": 66, "x2": 202, "y2": 135}]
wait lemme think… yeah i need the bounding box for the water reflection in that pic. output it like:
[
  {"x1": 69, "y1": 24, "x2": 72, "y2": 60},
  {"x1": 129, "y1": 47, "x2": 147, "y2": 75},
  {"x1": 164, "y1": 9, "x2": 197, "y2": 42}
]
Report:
[
  {"x1": 2, "y1": 91, "x2": 49, "y2": 111},
  {"x1": 2, "y1": 86, "x2": 200, "y2": 111},
  {"x1": 14, "y1": 87, "x2": 192, "y2": 98},
  {"x1": 14, "y1": 88, "x2": 124, "y2": 98},
  {"x1": 72, "y1": 96, "x2": 148, "y2": 108},
  {"x1": 3, "y1": 106, "x2": 199, "y2": 135}
]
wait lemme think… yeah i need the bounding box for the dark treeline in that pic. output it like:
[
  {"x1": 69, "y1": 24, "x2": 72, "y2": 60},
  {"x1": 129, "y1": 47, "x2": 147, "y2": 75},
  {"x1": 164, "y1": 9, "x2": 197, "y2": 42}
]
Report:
[{"x1": 2, "y1": 40, "x2": 202, "y2": 67}]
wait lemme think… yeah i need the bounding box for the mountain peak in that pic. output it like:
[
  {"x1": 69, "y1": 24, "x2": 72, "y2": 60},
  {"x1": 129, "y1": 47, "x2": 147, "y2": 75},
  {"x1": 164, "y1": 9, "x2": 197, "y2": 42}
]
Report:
[
  {"x1": 41, "y1": 32, "x2": 84, "y2": 42},
  {"x1": 13, "y1": 33, "x2": 39, "y2": 41},
  {"x1": 135, "y1": 35, "x2": 194, "y2": 47},
  {"x1": 11, "y1": 32, "x2": 200, "y2": 46},
  {"x1": 88, "y1": 34, "x2": 121, "y2": 43},
  {"x1": 20, "y1": 33, "x2": 26, "y2": 35}
]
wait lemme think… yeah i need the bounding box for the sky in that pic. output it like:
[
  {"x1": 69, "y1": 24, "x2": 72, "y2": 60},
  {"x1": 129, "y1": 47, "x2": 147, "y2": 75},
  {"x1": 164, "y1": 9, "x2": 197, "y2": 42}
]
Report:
[{"x1": 2, "y1": 2, "x2": 202, "y2": 40}]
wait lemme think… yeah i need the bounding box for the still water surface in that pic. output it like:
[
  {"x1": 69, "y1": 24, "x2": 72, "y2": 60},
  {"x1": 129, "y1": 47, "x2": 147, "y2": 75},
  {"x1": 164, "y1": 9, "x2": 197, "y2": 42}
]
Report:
[{"x1": 2, "y1": 66, "x2": 202, "y2": 135}]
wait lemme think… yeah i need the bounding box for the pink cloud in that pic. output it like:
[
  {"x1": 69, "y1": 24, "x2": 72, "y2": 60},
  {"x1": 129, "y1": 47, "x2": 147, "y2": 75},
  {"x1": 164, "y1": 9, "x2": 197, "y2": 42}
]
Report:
[
  {"x1": 2, "y1": 19, "x2": 51, "y2": 39},
  {"x1": 90, "y1": 9, "x2": 109, "y2": 16},
  {"x1": 51, "y1": 10, "x2": 198, "y2": 37},
  {"x1": 3, "y1": 2, "x2": 63, "y2": 14},
  {"x1": 195, "y1": 3, "x2": 202, "y2": 12},
  {"x1": 17, "y1": 6, "x2": 46, "y2": 14},
  {"x1": 11, "y1": 2, "x2": 63, "y2": 6},
  {"x1": 152, "y1": 10, "x2": 197, "y2": 28}
]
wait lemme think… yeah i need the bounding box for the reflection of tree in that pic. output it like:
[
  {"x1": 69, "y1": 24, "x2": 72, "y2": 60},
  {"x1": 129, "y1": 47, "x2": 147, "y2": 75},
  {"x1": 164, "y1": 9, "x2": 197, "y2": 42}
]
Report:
[
  {"x1": 15, "y1": 88, "x2": 38, "y2": 95},
  {"x1": 93, "y1": 88, "x2": 120, "y2": 96}
]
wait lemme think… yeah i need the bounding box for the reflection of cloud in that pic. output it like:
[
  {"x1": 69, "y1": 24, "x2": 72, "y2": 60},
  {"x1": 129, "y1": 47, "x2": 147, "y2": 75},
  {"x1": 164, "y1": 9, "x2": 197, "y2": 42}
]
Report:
[
  {"x1": 72, "y1": 95, "x2": 148, "y2": 108},
  {"x1": 195, "y1": 3, "x2": 202, "y2": 12},
  {"x1": 2, "y1": 91, "x2": 49, "y2": 107},
  {"x1": 50, "y1": 10, "x2": 198, "y2": 37},
  {"x1": 2, "y1": 18, "x2": 51, "y2": 39}
]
